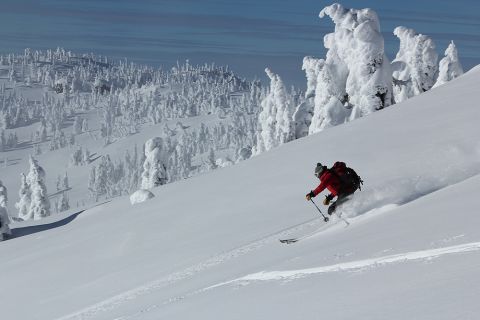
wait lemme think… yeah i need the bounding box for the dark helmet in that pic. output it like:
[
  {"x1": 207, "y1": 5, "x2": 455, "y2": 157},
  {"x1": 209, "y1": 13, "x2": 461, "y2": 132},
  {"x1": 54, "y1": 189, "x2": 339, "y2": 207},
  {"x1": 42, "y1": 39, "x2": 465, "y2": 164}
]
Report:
[{"x1": 314, "y1": 163, "x2": 326, "y2": 178}]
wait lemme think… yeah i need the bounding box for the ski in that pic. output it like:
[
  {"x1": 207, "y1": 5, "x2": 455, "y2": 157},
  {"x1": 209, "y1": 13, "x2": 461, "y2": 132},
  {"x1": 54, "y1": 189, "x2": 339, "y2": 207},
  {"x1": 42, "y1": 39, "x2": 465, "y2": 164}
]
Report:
[
  {"x1": 279, "y1": 238, "x2": 298, "y2": 244},
  {"x1": 279, "y1": 223, "x2": 328, "y2": 244},
  {"x1": 279, "y1": 211, "x2": 350, "y2": 244}
]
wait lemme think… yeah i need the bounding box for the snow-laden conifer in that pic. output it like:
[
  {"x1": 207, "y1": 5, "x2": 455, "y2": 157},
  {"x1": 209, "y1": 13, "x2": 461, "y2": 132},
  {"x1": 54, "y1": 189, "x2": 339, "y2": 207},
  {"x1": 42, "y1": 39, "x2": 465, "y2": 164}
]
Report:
[
  {"x1": 254, "y1": 68, "x2": 295, "y2": 154},
  {"x1": 293, "y1": 57, "x2": 318, "y2": 138},
  {"x1": 26, "y1": 156, "x2": 51, "y2": 220},
  {"x1": 36, "y1": 120, "x2": 48, "y2": 142},
  {"x1": 307, "y1": 4, "x2": 392, "y2": 134},
  {"x1": 62, "y1": 172, "x2": 69, "y2": 190},
  {"x1": 0, "y1": 180, "x2": 11, "y2": 240},
  {"x1": 73, "y1": 116, "x2": 83, "y2": 135},
  {"x1": 57, "y1": 191, "x2": 70, "y2": 212},
  {"x1": 322, "y1": 4, "x2": 392, "y2": 115},
  {"x1": 308, "y1": 57, "x2": 349, "y2": 134},
  {"x1": 433, "y1": 41, "x2": 464, "y2": 88},
  {"x1": 391, "y1": 26, "x2": 438, "y2": 102},
  {"x1": 15, "y1": 173, "x2": 31, "y2": 220},
  {"x1": 141, "y1": 137, "x2": 168, "y2": 189}
]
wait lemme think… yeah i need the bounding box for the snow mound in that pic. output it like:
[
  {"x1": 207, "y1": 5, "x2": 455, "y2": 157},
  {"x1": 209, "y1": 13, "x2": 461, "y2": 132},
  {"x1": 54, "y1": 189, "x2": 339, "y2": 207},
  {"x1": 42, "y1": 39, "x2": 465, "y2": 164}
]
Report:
[{"x1": 130, "y1": 189, "x2": 155, "y2": 205}]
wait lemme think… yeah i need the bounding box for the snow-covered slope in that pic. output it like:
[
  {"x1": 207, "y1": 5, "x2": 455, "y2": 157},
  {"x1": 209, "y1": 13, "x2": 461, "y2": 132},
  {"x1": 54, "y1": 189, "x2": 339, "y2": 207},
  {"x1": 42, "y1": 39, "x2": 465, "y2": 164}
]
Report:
[{"x1": 1, "y1": 66, "x2": 480, "y2": 319}]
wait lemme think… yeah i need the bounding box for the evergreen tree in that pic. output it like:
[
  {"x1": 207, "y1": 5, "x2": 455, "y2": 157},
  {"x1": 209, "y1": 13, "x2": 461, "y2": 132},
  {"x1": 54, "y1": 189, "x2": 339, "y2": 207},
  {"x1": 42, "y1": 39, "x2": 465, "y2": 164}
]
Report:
[
  {"x1": 58, "y1": 192, "x2": 70, "y2": 212},
  {"x1": 73, "y1": 116, "x2": 83, "y2": 135},
  {"x1": 63, "y1": 172, "x2": 69, "y2": 190},
  {"x1": 254, "y1": 68, "x2": 295, "y2": 154},
  {"x1": 15, "y1": 173, "x2": 31, "y2": 220},
  {"x1": 88, "y1": 166, "x2": 97, "y2": 201},
  {"x1": 392, "y1": 26, "x2": 438, "y2": 102},
  {"x1": 26, "y1": 156, "x2": 51, "y2": 220},
  {"x1": 0, "y1": 180, "x2": 11, "y2": 240},
  {"x1": 433, "y1": 41, "x2": 464, "y2": 88},
  {"x1": 141, "y1": 137, "x2": 168, "y2": 189}
]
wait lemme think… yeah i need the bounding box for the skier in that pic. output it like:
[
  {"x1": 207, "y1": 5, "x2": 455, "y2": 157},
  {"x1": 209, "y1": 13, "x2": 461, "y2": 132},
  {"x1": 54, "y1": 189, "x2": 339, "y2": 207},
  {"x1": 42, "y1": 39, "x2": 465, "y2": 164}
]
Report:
[{"x1": 305, "y1": 162, "x2": 362, "y2": 216}]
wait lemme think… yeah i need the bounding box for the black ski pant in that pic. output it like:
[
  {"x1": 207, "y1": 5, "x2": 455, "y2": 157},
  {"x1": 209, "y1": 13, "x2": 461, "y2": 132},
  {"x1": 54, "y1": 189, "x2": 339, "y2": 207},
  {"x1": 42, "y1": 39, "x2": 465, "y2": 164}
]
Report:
[{"x1": 328, "y1": 192, "x2": 353, "y2": 215}]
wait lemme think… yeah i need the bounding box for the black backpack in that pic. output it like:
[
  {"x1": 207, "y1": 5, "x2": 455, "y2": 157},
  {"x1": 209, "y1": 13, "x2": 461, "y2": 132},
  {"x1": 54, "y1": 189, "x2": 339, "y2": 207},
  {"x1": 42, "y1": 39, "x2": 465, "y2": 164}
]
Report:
[{"x1": 330, "y1": 162, "x2": 363, "y2": 194}]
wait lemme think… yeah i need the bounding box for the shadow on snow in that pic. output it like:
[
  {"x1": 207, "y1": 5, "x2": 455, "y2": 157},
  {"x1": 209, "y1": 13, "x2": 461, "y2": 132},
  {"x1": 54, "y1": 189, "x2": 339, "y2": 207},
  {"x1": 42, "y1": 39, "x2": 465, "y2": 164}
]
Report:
[{"x1": 9, "y1": 209, "x2": 84, "y2": 239}]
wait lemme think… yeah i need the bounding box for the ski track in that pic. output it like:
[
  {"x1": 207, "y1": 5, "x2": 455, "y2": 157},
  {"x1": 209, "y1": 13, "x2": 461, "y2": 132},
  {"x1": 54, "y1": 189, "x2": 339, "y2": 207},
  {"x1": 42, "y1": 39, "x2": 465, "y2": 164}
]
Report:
[
  {"x1": 217, "y1": 241, "x2": 480, "y2": 284},
  {"x1": 114, "y1": 241, "x2": 480, "y2": 320},
  {"x1": 54, "y1": 216, "x2": 334, "y2": 320}
]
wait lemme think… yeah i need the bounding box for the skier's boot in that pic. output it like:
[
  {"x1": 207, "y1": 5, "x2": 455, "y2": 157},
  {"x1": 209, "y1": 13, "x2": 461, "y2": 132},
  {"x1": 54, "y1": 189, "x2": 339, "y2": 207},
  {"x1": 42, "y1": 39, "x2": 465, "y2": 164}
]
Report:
[{"x1": 328, "y1": 202, "x2": 336, "y2": 216}]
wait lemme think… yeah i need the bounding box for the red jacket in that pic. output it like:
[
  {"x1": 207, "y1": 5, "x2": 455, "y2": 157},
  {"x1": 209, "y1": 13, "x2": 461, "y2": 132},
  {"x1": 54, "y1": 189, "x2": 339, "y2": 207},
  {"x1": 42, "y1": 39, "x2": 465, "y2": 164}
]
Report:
[{"x1": 312, "y1": 169, "x2": 342, "y2": 197}]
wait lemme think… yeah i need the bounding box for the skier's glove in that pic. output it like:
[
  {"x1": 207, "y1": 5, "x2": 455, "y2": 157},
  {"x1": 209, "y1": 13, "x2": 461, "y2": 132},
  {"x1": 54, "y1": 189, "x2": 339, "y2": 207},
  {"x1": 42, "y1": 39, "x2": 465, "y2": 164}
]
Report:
[
  {"x1": 305, "y1": 191, "x2": 315, "y2": 201},
  {"x1": 323, "y1": 194, "x2": 334, "y2": 205}
]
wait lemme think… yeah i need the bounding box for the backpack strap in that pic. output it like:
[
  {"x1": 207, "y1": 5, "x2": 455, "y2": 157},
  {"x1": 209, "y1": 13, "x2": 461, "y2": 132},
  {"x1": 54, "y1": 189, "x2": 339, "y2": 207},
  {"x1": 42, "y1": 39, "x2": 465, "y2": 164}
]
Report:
[{"x1": 327, "y1": 168, "x2": 347, "y2": 194}]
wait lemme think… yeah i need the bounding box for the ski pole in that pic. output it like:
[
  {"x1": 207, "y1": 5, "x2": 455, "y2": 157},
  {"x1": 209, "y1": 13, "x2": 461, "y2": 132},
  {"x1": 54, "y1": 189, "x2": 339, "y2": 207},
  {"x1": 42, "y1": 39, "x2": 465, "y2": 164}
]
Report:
[{"x1": 310, "y1": 199, "x2": 329, "y2": 222}]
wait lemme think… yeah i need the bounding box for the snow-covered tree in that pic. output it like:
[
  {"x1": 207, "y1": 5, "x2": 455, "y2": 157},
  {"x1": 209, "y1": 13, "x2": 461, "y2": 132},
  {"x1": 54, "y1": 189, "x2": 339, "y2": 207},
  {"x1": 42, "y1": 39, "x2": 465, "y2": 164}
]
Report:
[
  {"x1": 0, "y1": 112, "x2": 8, "y2": 130},
  {"x1": 70, "y1": 145, "x2": 83, "y2": 166},
  {"x1": 70, "y1": 146, "x2": 90, "y2": 166},
  {"x1": 0, "y1": 130, "x2": 5, "y2": 152},
  {"x1": 69, "y1": 133, "x2": 75, "y2": 146},
  {"x1": 433, "y1": 41, "x2": 464, "y2": 88},
  {"x1": 88, "y1": 166, "x2": 97, "y2": 201},
  {"x1": 73, "y1": 116, "x2": 83, "y2": 135},
  {"x1": 82, "y1": 148, "x2": 91, "y2": 165},
  {"x1": 36, "y1": 120, "x2": 48, "y2": 142},
  {"x1": 62, "y1": 172, "x2": 69, "y2": 190},
  {"x1": 391, "y1": 26, "x2": 438, "y2": 102},
  {"x1": 206, "y1": 148, "x2": 218, "y2": 170},
  {"x1": 254, "y1": 68, "x2": 295, "y2": 154},
  {"x1": 304, "y1": 4, "x2": 392, "y2": 135},
  {"x1": 319, "y1": 4, "x2": 393, "y2": 118},
  {"x1": 92, "y1": 155, "x2": 113, "y2": 199},
  {"x1": 34, "y1": 143, "x2": 42, "y2": 155},
  {"x1": 293, "y1": 57, "x2": 320, "y2": 138},
  {"x1": 81, "y1": 118, "x2": 89, "y2": 133},
  {"x1": 15, "y1": 173, "x2": 31, "y2": 220},
  {"x1": 141, "y1": 137, "x2": 168, "y2": 189},
  {"x1": 57, "y1": 191, "x2": 70, "y2": 212},
  {"x1": 308, "y1": 57, "x2": 349, "y2": 134},
  {"x1": 0, "y1": 180, "x2": 11, "y2": 240},
  {"x1": 26, "y1": 156, "x2": 51, "y2": 220},
  {"x1": 56, "y1": 174, "x2": 62, "y2": 191}
]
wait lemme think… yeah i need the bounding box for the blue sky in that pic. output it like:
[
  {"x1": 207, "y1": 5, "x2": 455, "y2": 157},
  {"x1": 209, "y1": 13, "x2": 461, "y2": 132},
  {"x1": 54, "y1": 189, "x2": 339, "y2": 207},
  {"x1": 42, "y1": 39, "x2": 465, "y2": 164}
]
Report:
[{"x1": 0, "y1": 0, "x2": 478, "y2": 86}]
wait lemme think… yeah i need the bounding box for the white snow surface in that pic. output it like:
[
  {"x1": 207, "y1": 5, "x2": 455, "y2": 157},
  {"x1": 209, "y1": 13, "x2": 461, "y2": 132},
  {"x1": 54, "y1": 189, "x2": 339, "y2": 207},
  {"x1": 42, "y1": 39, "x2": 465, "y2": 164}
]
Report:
[{"x1": 1, "y1": 67, "x2": 480, "y2": 319}]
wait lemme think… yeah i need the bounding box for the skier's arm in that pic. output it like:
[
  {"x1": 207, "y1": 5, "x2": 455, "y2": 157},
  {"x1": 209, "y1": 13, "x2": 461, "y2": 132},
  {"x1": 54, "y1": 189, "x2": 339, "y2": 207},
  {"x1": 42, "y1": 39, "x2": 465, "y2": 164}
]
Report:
[{"x1": 312, "y1": 174, "x2": 331, "y2": 196}]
